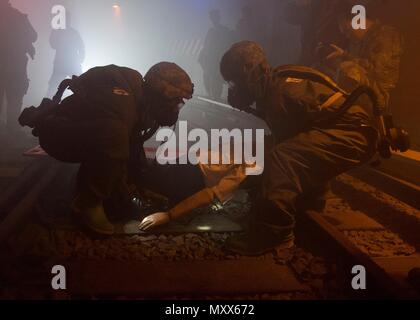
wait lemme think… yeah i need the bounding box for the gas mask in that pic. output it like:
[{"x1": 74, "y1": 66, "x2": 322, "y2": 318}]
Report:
[
  {"x1": 227, "y1": 81, "x2": 256, "y2": 112},
  {"x1": 152, "y1": 96, "x2": 185, "y2": 127}
]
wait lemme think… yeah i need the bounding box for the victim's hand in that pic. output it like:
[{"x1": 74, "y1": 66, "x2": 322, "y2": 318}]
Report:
[{"x1": 138, "y1": 212, "x2": 171, "y2": 231}]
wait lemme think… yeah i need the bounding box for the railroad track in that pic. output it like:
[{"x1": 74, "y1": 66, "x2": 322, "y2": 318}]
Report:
[
  {"x1": 303, "y1": 170, "x2": 420, "y2": 299},
  {"x1": 0, "y1": 148, "x2": 418, "y2": 299},
  {"x1": 0, "y1": 158, "x2": 61, "y2": 243},
  {"x1": 0, "y1": 159, "x2": 418, "y2": 299}
]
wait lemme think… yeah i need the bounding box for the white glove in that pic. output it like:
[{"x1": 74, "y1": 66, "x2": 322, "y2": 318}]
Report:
[{"x1": 138, "y1": 212, "x2": 170, "y2": 231}]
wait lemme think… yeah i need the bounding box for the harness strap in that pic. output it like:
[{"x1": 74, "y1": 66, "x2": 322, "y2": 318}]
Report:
[{"x1": 320, "y1": 92, "x2": 344, "y2": 111}]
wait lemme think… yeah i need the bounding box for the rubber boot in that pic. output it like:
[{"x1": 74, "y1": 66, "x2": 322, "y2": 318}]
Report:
[{"x1": 72, "y1": 196, "x2": 115, "y2": 236}]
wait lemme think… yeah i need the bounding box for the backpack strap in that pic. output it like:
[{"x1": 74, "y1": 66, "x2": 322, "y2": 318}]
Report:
[
  {"x1": 273, "y1": 64, "x2": 349, "y2": 96},
  {"x1": 320, "y1": 92, "x2": 344, "y2": 111}
]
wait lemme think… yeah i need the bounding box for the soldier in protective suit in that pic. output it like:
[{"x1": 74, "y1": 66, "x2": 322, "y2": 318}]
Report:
[
  {"x1": 0, "y1": 0, "x2": 37, "y2": 137},
  {"x1": 21, "y1": 63, "x2": 194, "y2": 235},
  {"x1": 329, "y1": 9, "x2": 404, "y2": 113},
  {"x1": 220, "y1": 41, "x2": 379, "y2": 255}
]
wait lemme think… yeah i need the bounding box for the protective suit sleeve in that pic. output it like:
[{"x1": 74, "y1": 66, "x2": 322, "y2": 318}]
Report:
[{"x1": 168, "y1": 188, "x2": 215, "y2": 220}]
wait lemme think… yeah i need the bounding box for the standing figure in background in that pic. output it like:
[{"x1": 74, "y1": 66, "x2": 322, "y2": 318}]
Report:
[
  {"x1": 0, "y1": 0, "x2": 37, "y2": 138},
  {"x1": 198, "y1": 10, "x2": 233, "y2": 101},
  {"x1": 235, "y1": 5, "x2": 258, "y2": 43},
  {"x1": 48, "y1": 12, "x2": 85, "y2": 98}
]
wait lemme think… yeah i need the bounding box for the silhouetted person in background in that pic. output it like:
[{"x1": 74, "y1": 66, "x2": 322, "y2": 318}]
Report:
[
  {"x1": 0, "y1": 0, "x2": 37, "y2": 138},
  {"x1": 235, "y1": 5, "x2": 261, "y2": 44},
  {"x1": 47, "y1": 12, "x2": 85, "y2": 97},
  {"x1": 198, "y1": 10, "x2": 233, "y2": 101}
]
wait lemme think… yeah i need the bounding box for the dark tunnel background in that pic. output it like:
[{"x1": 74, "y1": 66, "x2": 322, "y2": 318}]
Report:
[{"x1": 1, "y1": 0, "x2": 420, "y2": 151}]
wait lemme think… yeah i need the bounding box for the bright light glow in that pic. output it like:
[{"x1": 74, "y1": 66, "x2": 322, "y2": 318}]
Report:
[
  {"x1": 197, "y1": 225, "x2": 212, "y2": 231},
  {"x1": 113, "y1": 4, "x2": 121, "y2": 18},
  {"x1": 211, "y1": 203, "x2": 224, "y2": 211}
]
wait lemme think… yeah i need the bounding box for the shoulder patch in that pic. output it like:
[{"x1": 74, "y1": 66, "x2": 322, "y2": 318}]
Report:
[{"x1": 112, "y1": 87, "x2": 130, "y2": 96}]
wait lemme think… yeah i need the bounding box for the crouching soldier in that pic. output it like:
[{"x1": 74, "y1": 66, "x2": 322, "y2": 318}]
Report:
[
  {"x1": 219, "y1": 41, "x2": 379, "y2": 255},
  {"x1": 20, "y1": 63, "x2": 194, "y2": 235}
]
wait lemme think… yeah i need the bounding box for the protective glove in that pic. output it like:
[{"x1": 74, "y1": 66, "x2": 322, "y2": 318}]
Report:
[{"x1": 138, "y1": 212, "x2": 170, "y2": 231}]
